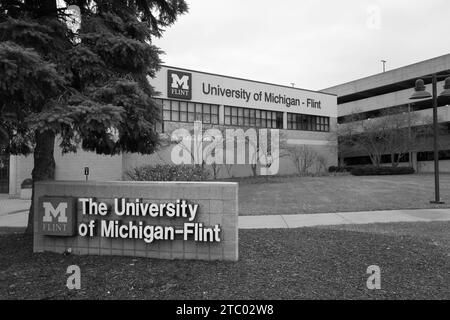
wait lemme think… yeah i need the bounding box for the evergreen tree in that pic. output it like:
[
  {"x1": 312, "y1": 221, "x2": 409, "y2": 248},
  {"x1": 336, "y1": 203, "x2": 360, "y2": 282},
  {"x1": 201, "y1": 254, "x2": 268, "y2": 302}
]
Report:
[{"x1": 0, "y1": 0, "x2": 188, "y2": 233}]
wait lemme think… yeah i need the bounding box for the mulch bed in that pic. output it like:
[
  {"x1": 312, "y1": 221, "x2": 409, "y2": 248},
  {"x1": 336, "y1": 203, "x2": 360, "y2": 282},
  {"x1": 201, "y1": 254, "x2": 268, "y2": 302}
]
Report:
[{"x1": 0, "y1": 226, "x2": 449, "y2": 300}]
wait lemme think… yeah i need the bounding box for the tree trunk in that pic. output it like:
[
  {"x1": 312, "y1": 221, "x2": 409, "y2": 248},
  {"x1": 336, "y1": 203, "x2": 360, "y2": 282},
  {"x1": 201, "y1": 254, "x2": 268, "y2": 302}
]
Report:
[
  {"x1": 250, "y1": 164, "x2": 257, "y2": 177},
  {"x1": 25, "y1": 131, "x2": 56, "y2": 234}
]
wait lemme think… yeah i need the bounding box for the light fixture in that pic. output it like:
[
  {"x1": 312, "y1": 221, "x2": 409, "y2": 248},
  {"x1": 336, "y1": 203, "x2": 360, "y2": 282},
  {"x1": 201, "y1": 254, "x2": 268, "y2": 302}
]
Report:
[
  {"x1": 410, "y1": 79, "x2": 432, "y2": 100},
  {"x1": 439, "y1": 77, "x2": 450, "y2": 97}
]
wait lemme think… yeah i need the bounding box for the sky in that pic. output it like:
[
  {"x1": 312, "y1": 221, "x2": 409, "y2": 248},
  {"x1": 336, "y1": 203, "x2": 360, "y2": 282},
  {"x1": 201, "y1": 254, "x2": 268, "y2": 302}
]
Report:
[{"x1": 153, "y1": 0, "x2": 450, "y2": 91}]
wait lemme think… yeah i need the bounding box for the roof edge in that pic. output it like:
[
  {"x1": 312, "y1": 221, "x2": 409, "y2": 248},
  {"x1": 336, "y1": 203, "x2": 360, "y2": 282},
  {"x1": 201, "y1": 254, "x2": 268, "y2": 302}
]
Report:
[{"x1": 161, "y1": 65, "x2": 337, "y2": 97}]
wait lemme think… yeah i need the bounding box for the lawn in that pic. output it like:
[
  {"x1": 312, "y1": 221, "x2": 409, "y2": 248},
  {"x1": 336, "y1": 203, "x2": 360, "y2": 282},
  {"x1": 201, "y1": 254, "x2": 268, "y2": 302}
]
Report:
[
  {"x1": 1, "y1": 222, "x2": 449, "y2": 300},
  {"x1": 236, "y1": 173, "x2": 450, "y2": 215}
]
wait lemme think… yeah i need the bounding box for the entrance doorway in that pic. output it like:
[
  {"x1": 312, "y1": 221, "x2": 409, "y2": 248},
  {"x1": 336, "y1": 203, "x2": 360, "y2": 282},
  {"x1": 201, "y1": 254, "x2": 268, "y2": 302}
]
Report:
[{"x1": 0, "y1": 147, "x2": 9, "y2": 193}]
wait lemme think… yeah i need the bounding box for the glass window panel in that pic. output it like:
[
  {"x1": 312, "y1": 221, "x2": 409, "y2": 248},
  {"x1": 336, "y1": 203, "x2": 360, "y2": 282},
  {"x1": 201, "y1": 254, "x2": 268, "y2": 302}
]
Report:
[
  {"x1": 211, "y1": 105, "x2": 218, "y2": 115},
  {"x1": 212, "y1": 114, "x2": 219, "y2": 124},
  {"x1": 171, "y1": 110, "x2": 179, "y2": 121},
  {"x1": 232, "y1": 116, "x2": 238, "y2": 125},
  {"x1": 203, "y1": 114, "x2": 211, "y2": 124},
  {"x1": 203, "y1": 104, "x2": 211, "y2": 113},
  {"x1": 179, "y1": 101, "x2": 187, "y2": 112},
  {"x1": 244, "y1": 117, "x2": 249, "y2": 126},
  {"x1": 180, "y1": 110, "x2": 187, "y2": 122},
  {"x1": 188, "y1": 102, "x2": 195, "y2": 112},
  {"x1": 196, "y1": 103, "x2": 202, "y2": 114},
  {"x1": 171, "y1": 100, "x2": 179, "y2": 111},
  {"x1": 238, "y1": 108, "x2": 244, "y2": 117},
  {"x1": 163, "y1": 110, "x2": 171, "y2": 120},
  {"x1": 225, "y1": 115, "x2": 231, "y2": 125},
  {"x1": 188, "y1": 112, "x2": 195, "y2": 122},
  {"x1": 249, "y1": 110, "x2": 255, "y2": 125},
  {"x1": 163, "y1": 99, "x2": 171, "y2": 110},
  {"x1": 225, "y1": 106, "x2": 231, "y2": 115},
  {"x1": 244, "y1": 108, "x2": 249, "y2": 117},
  {"x1": 260, "y1": 111, "x2": 266, "y2": 121}
]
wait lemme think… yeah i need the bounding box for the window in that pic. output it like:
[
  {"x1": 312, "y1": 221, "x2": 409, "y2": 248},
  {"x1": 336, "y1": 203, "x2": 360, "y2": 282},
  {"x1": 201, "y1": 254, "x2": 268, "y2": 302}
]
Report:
[
  {"x1": 224, "y1": 106, "x2": 283, "y2": 129},
  {"x1": 157, "y1": 99, "x2": 219, "y2": 124},
  {"x1": 417, "y1": 150, "x2": 450, "y2": 161},
  {"x1": 287, "y1": 113, "x2": 330, "y2": 132}
]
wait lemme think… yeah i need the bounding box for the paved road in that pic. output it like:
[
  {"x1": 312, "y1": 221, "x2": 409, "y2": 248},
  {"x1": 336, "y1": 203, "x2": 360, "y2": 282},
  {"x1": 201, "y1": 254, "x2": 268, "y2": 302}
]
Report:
[{"x1": 1, "y1": 198, "x2": 449, "y2": 229}]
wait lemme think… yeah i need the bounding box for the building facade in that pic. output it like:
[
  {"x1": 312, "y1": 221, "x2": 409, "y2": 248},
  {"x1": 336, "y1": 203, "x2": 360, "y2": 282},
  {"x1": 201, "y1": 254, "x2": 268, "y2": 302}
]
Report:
[
  {"x1": 322, "y1": 54, "x2": 450, "y2": 172},
  {"x1": 3, "y1": 66, "x2": 338, "y2": 197}
]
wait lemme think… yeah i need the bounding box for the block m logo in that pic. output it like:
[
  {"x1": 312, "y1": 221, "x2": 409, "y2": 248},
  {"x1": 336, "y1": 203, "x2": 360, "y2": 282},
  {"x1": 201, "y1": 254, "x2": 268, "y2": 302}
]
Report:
[
  {"x1": 171, "y1": 73, "x2": 190, "y2": 90},
  {"x1": 167, "y1": 70, "x2": 192, "y2": 100},
  {"x1": 38, "y1": 197, "x2": 76, "y2": 236},
  {"x1": 43, "y1": 202, "x2": 68, "y2": 223}
]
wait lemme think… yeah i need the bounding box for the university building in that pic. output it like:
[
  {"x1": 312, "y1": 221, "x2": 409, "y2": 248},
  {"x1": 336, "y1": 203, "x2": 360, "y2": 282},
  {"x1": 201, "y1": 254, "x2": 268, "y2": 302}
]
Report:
[
  {"x1": 1, "y1": 66, "x2": 338, "y2": 197},
  {"x1": 322, "y1": 54, "x2": 450, "y2": 172}
]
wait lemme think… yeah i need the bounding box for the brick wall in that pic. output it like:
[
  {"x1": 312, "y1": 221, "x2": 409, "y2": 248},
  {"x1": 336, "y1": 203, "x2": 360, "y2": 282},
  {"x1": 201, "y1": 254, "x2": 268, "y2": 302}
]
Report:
[{"x1": 33, "y1": 181, "x2": 238, "y2": 261}]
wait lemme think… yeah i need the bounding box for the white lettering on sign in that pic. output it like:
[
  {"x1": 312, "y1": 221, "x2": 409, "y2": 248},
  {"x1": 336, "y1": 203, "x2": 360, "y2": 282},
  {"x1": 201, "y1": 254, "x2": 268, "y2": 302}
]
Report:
[{"x1": 76, "y1": 198, "x2": 222, "y2": 243}]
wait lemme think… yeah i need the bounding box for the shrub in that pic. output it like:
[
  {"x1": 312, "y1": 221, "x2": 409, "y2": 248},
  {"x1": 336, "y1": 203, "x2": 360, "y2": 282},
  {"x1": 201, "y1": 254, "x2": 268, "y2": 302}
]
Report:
[
  {"x1": 126, "y1": 164, "x2": 210, "y2": 181},
  {"x1": 21, "y1": 178, "x2": 33, "y2": 189},
  {"x1": 350, "y1": 166, "x2": 415, "y2": 176},
  {"x1": 328, "y1": 166, "x2": 338, "y2": 173},
  {"x1": 328, "y1": 166, "x2": 351, "y2": 173}
]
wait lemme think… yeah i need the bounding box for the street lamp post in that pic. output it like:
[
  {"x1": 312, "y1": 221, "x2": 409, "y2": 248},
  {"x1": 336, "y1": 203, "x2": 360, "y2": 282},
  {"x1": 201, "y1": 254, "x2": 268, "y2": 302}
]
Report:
[{"x1": 410, "y1": 75, "x2": 450, "y2": 204}]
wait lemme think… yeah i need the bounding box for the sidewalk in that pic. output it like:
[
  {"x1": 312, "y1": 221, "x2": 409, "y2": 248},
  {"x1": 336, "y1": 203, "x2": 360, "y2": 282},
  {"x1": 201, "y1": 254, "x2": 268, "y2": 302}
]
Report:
[
  {"x1": 1, "y1": 197, "x2": 449, "y2": 229},
  {"x1": 239, "y1": 208, "x2": 450, "y2": 229},
  {"x1": 0, "y1": 197, "x2": 30, "y2": 228}
]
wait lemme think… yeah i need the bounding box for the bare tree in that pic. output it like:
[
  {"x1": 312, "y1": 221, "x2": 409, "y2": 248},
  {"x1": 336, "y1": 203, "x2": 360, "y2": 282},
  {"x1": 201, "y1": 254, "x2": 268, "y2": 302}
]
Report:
[
  {"x1": 315, "y1": 154, "x2": 328, "y2": 173},
  {"x1": 285, "y1": 145, "x2": 318, "y2": 175},
  {"x1": 338, "y1": 107, "x2": 433, "y2": 167}
]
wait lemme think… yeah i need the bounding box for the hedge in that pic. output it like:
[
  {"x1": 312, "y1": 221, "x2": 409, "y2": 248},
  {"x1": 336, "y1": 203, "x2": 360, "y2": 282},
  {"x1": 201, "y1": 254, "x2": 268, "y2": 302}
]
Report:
[
  {"x1": 126, "y1": 164, "x2": 209, "y2": 181},
  {"x1": 349, "y1": 166, "x2": 415, "y2": 176},
  {"x1": 328, "y1": 166, "x2": 351, "y2": 173},
  {"x1": 21, "y1": 178, "x2": 33, "y2": 189}
]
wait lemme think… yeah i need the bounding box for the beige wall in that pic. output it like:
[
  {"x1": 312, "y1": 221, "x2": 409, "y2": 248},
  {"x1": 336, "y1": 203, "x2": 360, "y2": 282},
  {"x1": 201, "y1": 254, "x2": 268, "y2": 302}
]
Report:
[
  {"x1": 123, "y1": 120, "x2": 338, "y2": 179},
  {"x1": 9, "y1": 140, "x2": 123, "y2": 197}
]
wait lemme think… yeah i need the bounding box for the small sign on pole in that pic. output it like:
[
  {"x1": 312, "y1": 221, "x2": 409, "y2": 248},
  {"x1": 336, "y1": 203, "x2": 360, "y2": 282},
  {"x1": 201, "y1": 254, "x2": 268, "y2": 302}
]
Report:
[{"x1": 84, "y1": 167, "x2": 89, "y2": 181}]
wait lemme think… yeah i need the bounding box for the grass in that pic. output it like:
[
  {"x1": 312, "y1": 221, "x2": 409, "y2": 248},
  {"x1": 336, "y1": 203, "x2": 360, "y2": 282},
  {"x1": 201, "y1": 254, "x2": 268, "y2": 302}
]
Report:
[
  {"x1": 236, "y1": 173, "x2": 450, "y2": 215},
  {"x1": 1, "y1": 222, "x2": 449, "y2": 300}
]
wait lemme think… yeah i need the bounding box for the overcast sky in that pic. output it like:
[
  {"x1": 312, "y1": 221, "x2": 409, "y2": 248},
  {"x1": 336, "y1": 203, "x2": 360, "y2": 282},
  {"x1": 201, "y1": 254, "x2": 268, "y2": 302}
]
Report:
[{"x1": 154, "y1": 0, "x2": 450, "y2": 91}]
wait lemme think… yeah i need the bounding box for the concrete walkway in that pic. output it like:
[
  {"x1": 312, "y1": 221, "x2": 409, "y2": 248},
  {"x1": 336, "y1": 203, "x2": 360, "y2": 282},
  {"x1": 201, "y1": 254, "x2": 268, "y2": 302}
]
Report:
[
  {"x1": 1, "y1": 197, "x2": 449, "y2": 229},
  {"x1": 239, "y1": 209, "x2": 450, "y2": 229},
  {"x1": 0, "y1": 198, "x2": 30, "y2": 228}
]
